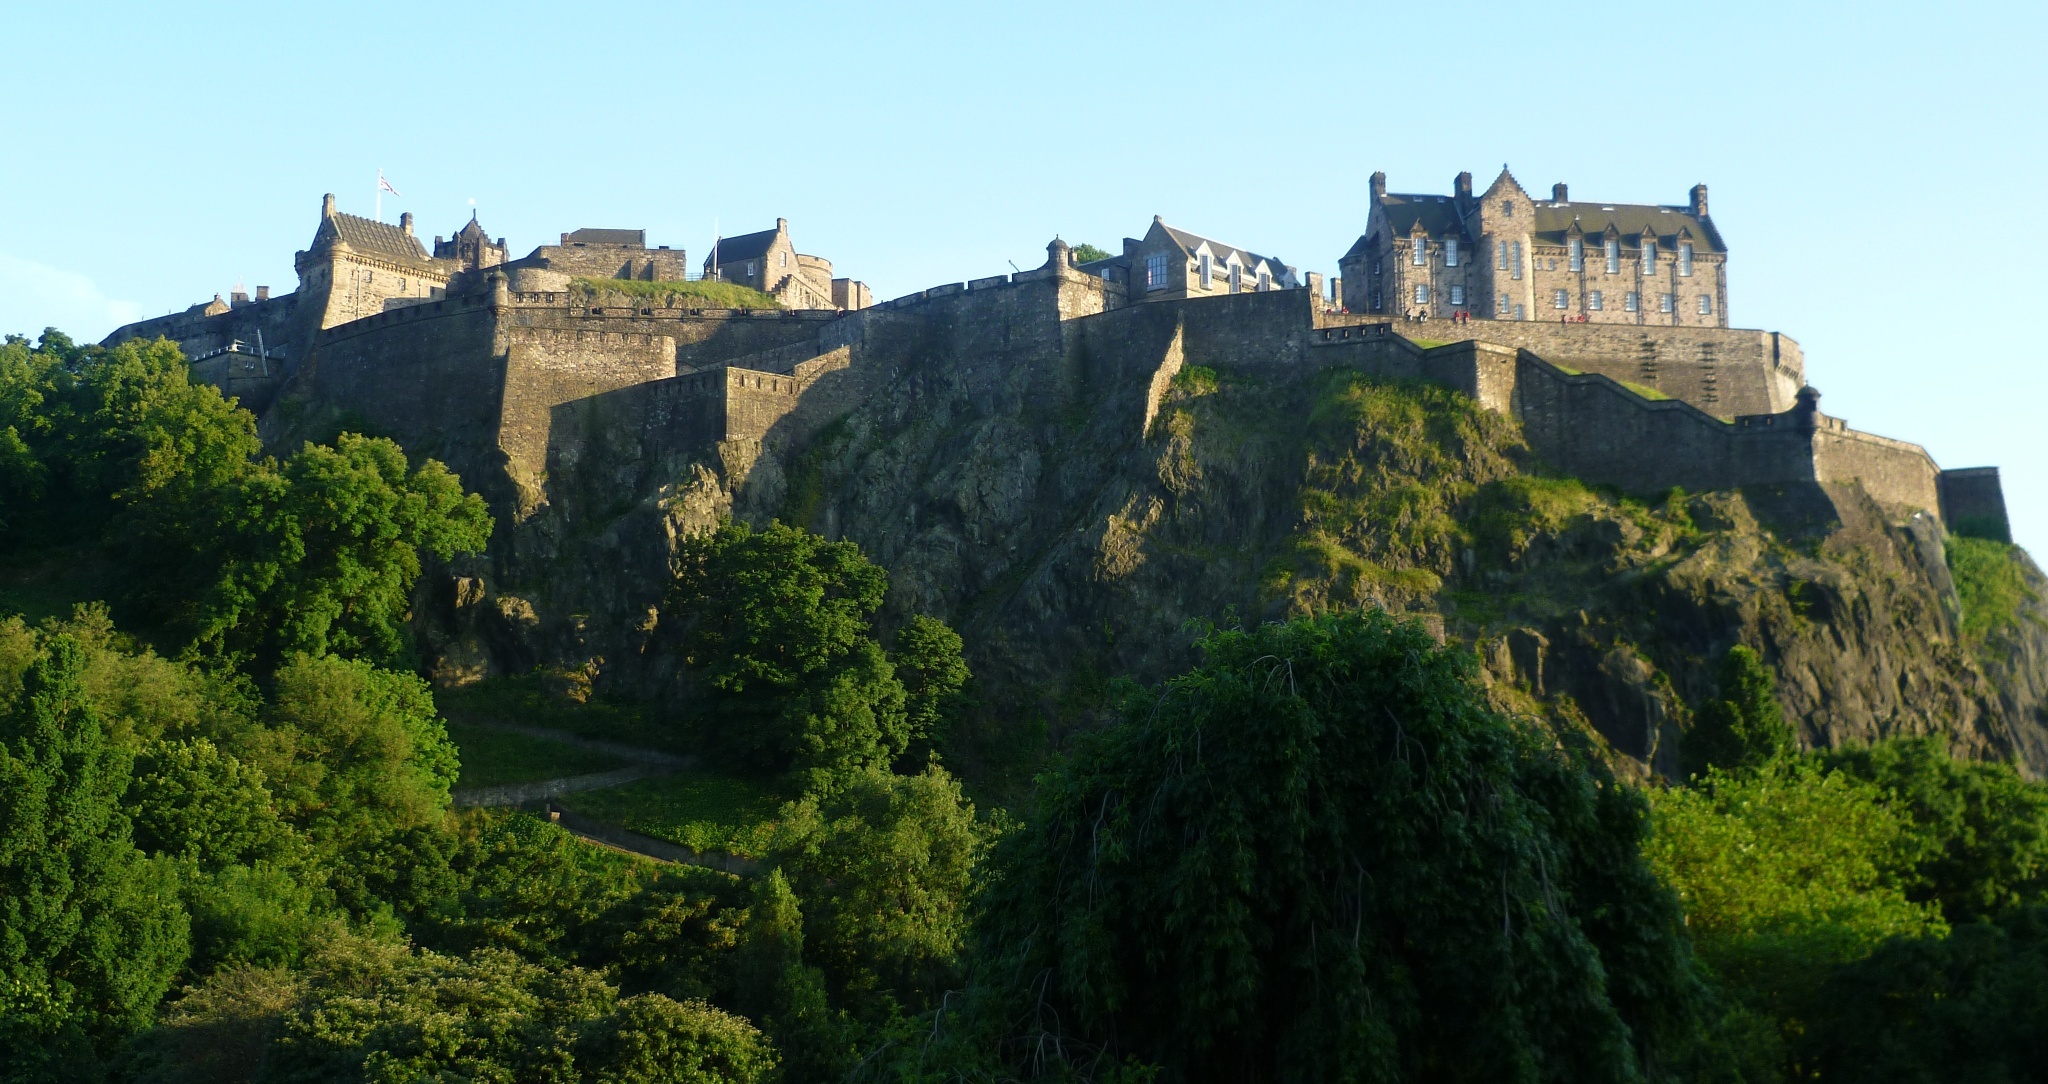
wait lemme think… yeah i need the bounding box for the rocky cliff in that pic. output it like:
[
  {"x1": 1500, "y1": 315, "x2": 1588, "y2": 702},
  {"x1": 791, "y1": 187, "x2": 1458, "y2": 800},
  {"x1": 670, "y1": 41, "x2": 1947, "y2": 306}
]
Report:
[{"x1": 402, "y1": 301, "x2": 2048, "y2": 783}]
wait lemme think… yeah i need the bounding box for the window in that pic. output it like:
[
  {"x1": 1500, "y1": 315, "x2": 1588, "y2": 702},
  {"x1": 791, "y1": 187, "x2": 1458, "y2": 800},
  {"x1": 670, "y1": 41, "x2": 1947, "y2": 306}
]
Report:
[
  {"x1": 1568, "y1": 237, "x2": 1584, "y2": 272},
  {"x1": 1414, "y1": 284, "x2": 1430, "y2": 305},
  {"x1": 1145, "y1": 253, "x2": 1169, "y2": 291},
  {"x1": 746, "y1": 260, "x2": 757, "y2": 277},
  {"x1": 780, "y1": 252, "x2": 788, "y2": 268},
  {"x1": 1257, "y1": 271, "x2": 1270, "y2": 291},
  {"x1": 1231, "y1": 264, "x2": 1243, "y2": 292},
  {"x1": 1445, "y1": 239, "x2": 1459, "y2": 267},
  {"x1": 1589, "y1": 289, "x2": 1603, "y2": 310},
  {"x1": 1199, "y1": 253, "x2": 1212, "y2": 288},
  {"x1": 1625, "y1": 291, "x2": 1639, "y2": 312},
  {"x1": 1698, "y1": 295, "x2": 1714, "y2": 315},
  {"x1": 1553, "y1": 289, "x2": 1569, "y2": 309},
  {"x1": 1511, "y1": 241, "x2": 1523, "y2": 280},
  {"x1": 1496, "y1": 241, "x2": 1507, "y2": 270},
  {"x1": 1678, "y1": 242, "x2": 1693, "y2": 277},
  {"x1": 1643, "y1": 241, "x2": 1658, "y2": 274},
  {"x1": 1498, "y1": 294, "x2": 1511, "y2": 315},
  {"x1": 1412, "y1": 237, "x2": 1427, "y2": 266},
  {"x1": 1659, "y1": 293, "x2": 1675, "y2": 313},
  {"x1": 1450, "y1": 284, "x2": 1465, "y2": 306},
  {"x1": 1605, "y1": 238, "x2": 1620, "y2": 273},
  {"x1": 1514, "y1": 303, "x2": 1525, "y2": 320},
  {"x1": 1502, "y1": 200, "x2": 1514, "y2": 217},
  {"x1": 1372, "y1": 291, "x2": 1383, "y2": 311}
]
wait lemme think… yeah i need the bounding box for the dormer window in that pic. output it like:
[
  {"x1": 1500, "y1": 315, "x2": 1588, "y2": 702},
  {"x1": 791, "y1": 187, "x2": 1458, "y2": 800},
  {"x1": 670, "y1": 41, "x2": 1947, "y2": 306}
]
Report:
[
  {"x1": 1199, "y1": 253, "x2": 1212, "y2": 288},
  {"x1": 1679, "y1": 242, "x2": 1694, "y2": 277},
  {"x1": 1568, "y1": 237, "x2": 1584, "y2": 272},
  {"x1": 1445, "y1": 239, "x2": 1459, "y2": 267},
  {"x1": 1412, "y1": 236, "x2": 1427, "y2": 266},
  {"x1": 1605, "y1": 238, "x2": 1620, "y2": 273},
  {"x1": 1644, "y1": 241, "x2": 1659, "y2": 274},
  {"x1": 1257, "y1": 271, "x2": 1270, "y2": 291}
]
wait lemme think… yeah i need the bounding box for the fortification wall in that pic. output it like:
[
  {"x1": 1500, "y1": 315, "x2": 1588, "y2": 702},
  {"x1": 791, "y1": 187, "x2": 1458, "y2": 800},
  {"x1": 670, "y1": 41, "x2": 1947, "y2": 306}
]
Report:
[
  {"x1": 1810, "y1": 423, "x2": 1943, "y2": 519},
  {"x1": 504, "y1": 293, "x2": 840, "y2": 373},
  {"x1": 1317, "y1": 314, "x2": 1802, "y2": 415},
  {"x1": 498, "y1": 326, "x2": 676, "y2": 491},
  {"x1": 1939, "y1": 467, "x2": 2013, "y2": 541}
]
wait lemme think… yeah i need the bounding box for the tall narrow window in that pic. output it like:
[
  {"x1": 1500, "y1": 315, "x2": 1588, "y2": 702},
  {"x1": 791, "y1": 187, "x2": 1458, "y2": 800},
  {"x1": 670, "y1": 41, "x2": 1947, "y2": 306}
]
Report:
[
  {"x1": 1412, "y1": 237, "x2": 1427, "y2": 266},
  {"x1": 1605, "y1": 238, "x2": 1620, "y2": 273},
  {"x1": 1257, "y1": 271, "x2": 1270, "y2": 291},
  {"x1": 1496, "y1": 241, "x2": 1507, "y2": 269},
  {"x1": 1199, "y1": 253, "x2": 1212, "y2": 288},
  {"x1": 1589, "y1": 289, "x2": 1604, "y2": 310},
  {"x1": 1414, "y1": 284, "x2": 1430, "y2": 305},
  {"x1": 1231, "y1": 264, "x2": 1242, "y2": 292},
  {"x1": 1568, "y1": 237, "x2": 1584, "y2": 272},
  {"x1": 1643, "y1": 241, "x2": 1658, "y2": 274},
  {"x1": 1625, "y1": 291, "x2": 1639, "y2": 312},
  {"x1": 1445, "y1": 239, "x2": 1459, "y2": 267},
  {"x1": 1659, "y1": 293, "x2": 1675, "y2": 313},
  {"x1": 1553, "y1": 289, "x2": 1569, "y2": 309},
  {"x1": 1698, "y1": 295, "x2": 1713, "y2": 315},
  {"x1": 1498, "y1": 294, "x2": 1510, "y2": 315},
  {"x1": 1145, "y1": 253, "x2": 1169, "y2": 291},
  {"x1": 1450, "y1": 284, "x2": 1465, "y2": 305},
  {"x1": 1511, "y1": 241, "x2": 1523, "y2": 280},
  {"x1": 1679, "y1": 242, "x2": 1693, "y2": 277}
]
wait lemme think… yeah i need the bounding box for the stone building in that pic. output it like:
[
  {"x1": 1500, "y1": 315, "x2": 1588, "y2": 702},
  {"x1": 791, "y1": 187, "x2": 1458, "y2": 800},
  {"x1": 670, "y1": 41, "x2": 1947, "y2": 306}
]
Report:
[
  {"x1": 1079, "y1": 216, "x2": 1299, "y2": 300},
  {"x1": 523, "y1": 227, "x2": 688, "y2": 281},
  {"x1": 1340, "y1": 168, "x2": 1729, "y2": 327},
  {"x1": 705, "y1": 218, "x2": 870, "y2": 310},
  {"x1": 294, "y1": 195, "x2": 453, "y2": 329},
  {"x1": 432, "y1": 214, "x2": 509, "y2": 272}
]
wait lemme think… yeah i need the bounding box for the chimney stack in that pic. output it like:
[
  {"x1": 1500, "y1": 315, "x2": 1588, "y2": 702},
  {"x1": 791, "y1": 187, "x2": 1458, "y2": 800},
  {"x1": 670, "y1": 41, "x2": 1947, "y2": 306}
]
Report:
[
  {"x1": 400, "y1": 212, "x2": 414, "y2": 236},
  {"x1": 1454, "y1": 171, "x2": 1473, "y2": 202},
  {"x1": 1369, "y1": 171, "x2": 1388, "y2": 201},
  {"x1": 1553, "y1": 182, "x2": 1569, "y2": 203},
  {"x1": 321, "y1": 193, "x2": 336, "y2": 218},
  {"x1": 777, "y1": 217, "x2": 788, "y2": 232},
  {"x1": 1690, "y1": 184, "x2": 1709, "y2": 217},
  {"x1": 256, "y1": 285, "x2": 270, "y2": 300}
]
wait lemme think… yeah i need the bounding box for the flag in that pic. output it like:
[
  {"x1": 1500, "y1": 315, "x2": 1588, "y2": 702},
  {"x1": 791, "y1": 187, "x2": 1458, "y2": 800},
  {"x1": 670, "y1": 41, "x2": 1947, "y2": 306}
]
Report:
[{"x1": 378, "y1": 171, "x2": 402, "y2": 197}]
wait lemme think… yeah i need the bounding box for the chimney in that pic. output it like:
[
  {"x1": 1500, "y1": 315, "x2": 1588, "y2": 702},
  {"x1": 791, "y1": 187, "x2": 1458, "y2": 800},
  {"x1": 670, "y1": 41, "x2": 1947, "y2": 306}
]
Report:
[
  {"x1": 1370, "y1": 171, "x2": 1388, "y2": 201},
  {"x1": 1690, "y1": 184, "x2": 1709, "y2": 217},
  {"x1": 777, "y1": 217, "x2": 788, "y2": 232},
  {"x1": 400, "y1": 212, "x2": 414, "y2": 236},
  {"x1": 321, "y1": 193, "x2": 336, "y2": 218},
  {"x1": 1553, "y1": 182, "x2": 1569, "y2": 203},
  {"x1": 1454, "y1": 171, "x2": 1473, "y2": 202},
  {"x1": 231, "y1": 290, "x2": 250, "y2": 305},
  {"x1": 256, "y1": 285, "x2": 271, "y2": 300}
]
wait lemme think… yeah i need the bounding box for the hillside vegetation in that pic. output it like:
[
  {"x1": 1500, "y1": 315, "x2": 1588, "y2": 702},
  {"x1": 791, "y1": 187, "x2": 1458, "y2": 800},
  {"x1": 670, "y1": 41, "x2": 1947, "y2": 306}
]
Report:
[{"x1": 571, "y1": 277, "x2": 780, "y2": 310}]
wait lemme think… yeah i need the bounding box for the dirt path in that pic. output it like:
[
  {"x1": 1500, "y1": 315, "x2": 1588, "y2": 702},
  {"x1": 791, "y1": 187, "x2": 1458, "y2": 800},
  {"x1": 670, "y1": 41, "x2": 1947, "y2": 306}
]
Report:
[{"x1": 450, "y1": 718, "x2": 697, "y2": 769}]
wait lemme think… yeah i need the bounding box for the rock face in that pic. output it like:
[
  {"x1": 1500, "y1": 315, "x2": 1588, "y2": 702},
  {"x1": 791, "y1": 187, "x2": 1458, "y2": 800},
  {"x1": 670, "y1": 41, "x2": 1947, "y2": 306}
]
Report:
[{"x1": 372, "y1": 288, "x2": 2046, "y2": 780}]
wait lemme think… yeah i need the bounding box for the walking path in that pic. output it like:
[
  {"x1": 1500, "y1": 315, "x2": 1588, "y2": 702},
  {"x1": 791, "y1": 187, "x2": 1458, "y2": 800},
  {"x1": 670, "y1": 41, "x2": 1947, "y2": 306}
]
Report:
[{"x1": 448, "y1": 719, "x2": 751, "y2": 873}]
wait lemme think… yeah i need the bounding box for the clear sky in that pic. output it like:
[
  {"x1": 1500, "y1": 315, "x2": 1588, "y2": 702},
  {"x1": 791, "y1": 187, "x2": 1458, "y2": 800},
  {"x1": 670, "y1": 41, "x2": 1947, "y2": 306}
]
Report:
[{"x1": 4, "y1": 0, "x2": 2043, "y2": 551}]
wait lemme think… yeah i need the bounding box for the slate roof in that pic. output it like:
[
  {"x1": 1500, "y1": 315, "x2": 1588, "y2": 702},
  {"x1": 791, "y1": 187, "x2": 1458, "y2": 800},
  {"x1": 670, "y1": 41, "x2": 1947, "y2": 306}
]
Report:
[
  {"x1": 562, "y1": 227, "x2": 645, "y2": 247},
  {"x1": 317, "y1": 211, "x2": 432, "y2": 263},
  {"x1": 1373, "y1": 193, "x2": 1475, "y2": 242},
  {"x1": 1533, "y1": 203, "x2": 1725, "y2": 252},
  {"x1": 1157, "y1": 222, "x2": 1286, "y2": 273},
  {"x1": 704, "y1": 226, "x2": 780, "y2": 268}
]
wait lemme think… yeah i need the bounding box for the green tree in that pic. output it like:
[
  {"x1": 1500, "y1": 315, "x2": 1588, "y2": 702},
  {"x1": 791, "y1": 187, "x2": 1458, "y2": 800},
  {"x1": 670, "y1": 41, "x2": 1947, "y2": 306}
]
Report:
[
  {"x1": 967, "y1": 611, "x2": 1697, "y2": 1083},
  {"x1": 769, "y1": 766, "x2": 991, "y2": 1019},
  {"x1": 890, "y1": 614, "x2": 970, "y2": 764},
  {"x1": 734, "y1": 870, "x2": 857, "y2": 1083},
  {"x1": 1822, "y1": 737, "x2": 2048, "y2": 922},
  {"x1": 1069, "y1": 243, "x2": 1114, "y2": 264},
  {"x1": 0, "y1": 635, "x2": 189, "y2": 1080},
  {"x1": 191, "y1": 433, "x2": 493, "y2": 668},
  {"x1": 668, "y1": 520, "x2": 910, "y2": 778},
  {"x1": 1683, "y1": 645, "x2": 1795, "y2": 777}
]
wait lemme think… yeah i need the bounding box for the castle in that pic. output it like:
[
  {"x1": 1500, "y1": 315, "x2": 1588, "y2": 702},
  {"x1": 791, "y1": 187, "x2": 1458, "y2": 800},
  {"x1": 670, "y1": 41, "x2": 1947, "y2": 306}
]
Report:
[{"x1": 104, "y1": 173, "x2": 2013, "y2": 554}]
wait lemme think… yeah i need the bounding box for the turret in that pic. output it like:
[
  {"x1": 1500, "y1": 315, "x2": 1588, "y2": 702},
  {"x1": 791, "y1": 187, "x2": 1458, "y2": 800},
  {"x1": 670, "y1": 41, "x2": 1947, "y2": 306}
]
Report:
[
  {"x1": 1794, "y1": 385, "x2": 1821, "y2": 430},
  {"x1": 1046, "y1": 236, "x2": 1072, "y2": 270}
]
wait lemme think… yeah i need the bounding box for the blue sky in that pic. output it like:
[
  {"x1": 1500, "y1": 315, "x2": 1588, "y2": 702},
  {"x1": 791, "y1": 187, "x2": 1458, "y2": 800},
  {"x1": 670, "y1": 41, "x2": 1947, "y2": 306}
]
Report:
[{"x1": 4, "y1": 0, "x2": 2043, "y2": 551}]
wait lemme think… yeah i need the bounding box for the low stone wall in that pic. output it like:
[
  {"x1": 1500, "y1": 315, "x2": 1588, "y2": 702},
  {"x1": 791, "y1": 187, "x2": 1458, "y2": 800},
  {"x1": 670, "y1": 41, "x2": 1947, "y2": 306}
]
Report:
[{"x1": 1939, "y1": 466, "x2": 2014, "y2": 541}]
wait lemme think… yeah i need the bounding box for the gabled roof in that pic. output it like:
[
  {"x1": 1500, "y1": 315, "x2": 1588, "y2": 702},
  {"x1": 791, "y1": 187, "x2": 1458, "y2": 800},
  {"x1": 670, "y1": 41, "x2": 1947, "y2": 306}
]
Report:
[
  {"x1": 1155, "y1": 220, "x2": 1286, "y2": 274},
  {"x1": 563, "y1": 227, "x2": 645, "y2": 247},
  {"x1": 1532, "y1": 203, "x2": 1725, "y2": 252},
  {"x1": 704, "y1": 225, "x2": 781, "y2": 268},
  {"x1": 314, "y1": 211, "x2": 432, "y2": 263},
  {"x1": 1373, "y1": 193, "x2": 1473, "y2": 241}
]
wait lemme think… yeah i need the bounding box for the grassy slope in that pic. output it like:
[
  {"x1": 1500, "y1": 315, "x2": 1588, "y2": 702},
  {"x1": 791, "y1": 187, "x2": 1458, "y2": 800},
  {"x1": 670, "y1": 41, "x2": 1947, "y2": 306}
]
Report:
[
  {"x1": 571, "y1": 277, "x2": 780, "y2": 310},
  {"x1": 1948, "y1": 536, "x2": 2042, "y2": 645},
  {"x1": 445, "y1": 721, "x2": 628, "y2": 788},
  {"x1": 561, "y1": 771, "x2": 786, "y2": 856}
]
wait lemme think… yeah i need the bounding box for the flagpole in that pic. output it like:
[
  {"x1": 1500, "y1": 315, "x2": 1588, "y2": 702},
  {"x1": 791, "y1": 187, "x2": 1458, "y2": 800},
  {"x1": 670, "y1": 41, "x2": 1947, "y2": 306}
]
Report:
[{"x1": 376, "y1": 168, "x2": 382, "y2": 222}]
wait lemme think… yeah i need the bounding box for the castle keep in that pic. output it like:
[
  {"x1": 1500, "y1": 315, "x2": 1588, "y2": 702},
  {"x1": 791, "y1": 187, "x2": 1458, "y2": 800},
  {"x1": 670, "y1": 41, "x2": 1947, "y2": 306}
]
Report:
[{"x1": 106, "y1": 177, "x2": 2012, "y2": 581}]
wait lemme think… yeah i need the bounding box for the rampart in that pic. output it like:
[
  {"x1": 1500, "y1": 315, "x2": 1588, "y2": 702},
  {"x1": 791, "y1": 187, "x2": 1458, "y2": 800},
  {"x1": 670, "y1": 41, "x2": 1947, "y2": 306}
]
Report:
[{"x1": 1316, "y1": 313, "x2": 1804, "y2": 416}]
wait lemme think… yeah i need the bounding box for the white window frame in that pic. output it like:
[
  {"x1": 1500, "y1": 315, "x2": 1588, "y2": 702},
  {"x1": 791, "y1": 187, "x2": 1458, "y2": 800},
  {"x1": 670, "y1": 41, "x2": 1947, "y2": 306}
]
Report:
[
  {"x1": 1449, "y1": 284, "x2": 1465, "y2": 306},
  {"x1": 1589, "y1": 289, "x2": 1603, "y2": 311},
  {"x1": 1553, "y1": 289, "x2": 1569, "y2": 309},
  {"x1": 1498, "y1": 294, "x2": 1510, "y2": 315},
  {"x1": 1605, "y1": 238, "x2": 1620, "y2": 273},
  {"x1": 746, "y1": 260, "x2": 757, "y2": 277},
  {"x1": 1414, "y1": 283, "x2": 1430, "y2": 305},
  {"x1": 1568, "y1": 237, "x2": 1584, "y2": 272},
  {"x1": 1643, "y1": 241, "x2": 1658, "y2": 275},
  {"x1": 1199, "y1": 253, "x2": 1212, "y2": 288},
  {"x1": 1659, "y1": 292, "x2": 1675, "y2": 313},
  {"x1": 1445, "y1": 239, "x2": 1459, "y2": 267},
  {"x1": 1625, "y1": 291, "x2": 1639, "y2": 312},
  {"x1": 1510, "y1": 241, "x2": 1523, "y2": 280},
  {"x1": 1145, "y1": 254, "x2": 1169, "y2": 291},
  {"x1": 1495, "y1": 241, "x2": 1507, "y2": 270},
  {"x1": 1679, "y1": 242, "x2": 1693, "y2": 277},
  {"x1": 1257, "y1": 271, "x2": 1270, "y2": 291},
  {"x1": 1698, "y1": 295, "x2": 1713, "y2": 315},
  {"x1": 1411, "y1": 236, "x2": 1427, "y2": 266}
]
